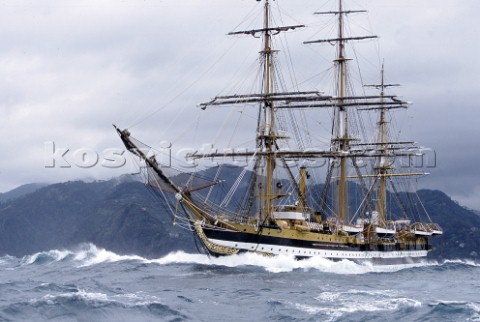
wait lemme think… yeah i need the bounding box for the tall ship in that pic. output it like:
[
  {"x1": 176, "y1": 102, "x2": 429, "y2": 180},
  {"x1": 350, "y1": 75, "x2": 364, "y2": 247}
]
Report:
[{"x1": 115, "y1": 0, "x2": 442, "y2": 263}]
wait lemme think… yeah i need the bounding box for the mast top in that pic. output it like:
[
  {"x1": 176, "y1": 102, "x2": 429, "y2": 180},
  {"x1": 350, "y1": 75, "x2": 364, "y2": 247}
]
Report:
[
  {"x1": 229, "y1": 0, "x2": 304, "y2": 38},
  {"x1": 314, "y1": 10, "x2": 367, "y2": 15},
  {"x1": 304, "y1": 0, "x2": 376, "y2": 46},
  {"x1": 228, "y1": 25, "x2": 304, "y2": 37},
  {"x1": 364, "y1": 63, "x2": 401, "y2": 92}
]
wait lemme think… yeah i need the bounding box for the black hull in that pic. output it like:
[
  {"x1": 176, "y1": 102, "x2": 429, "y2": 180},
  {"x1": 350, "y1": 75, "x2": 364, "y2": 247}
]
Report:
[{"x1": 199, "y1": 225, "x2": 430, "y2": 263}]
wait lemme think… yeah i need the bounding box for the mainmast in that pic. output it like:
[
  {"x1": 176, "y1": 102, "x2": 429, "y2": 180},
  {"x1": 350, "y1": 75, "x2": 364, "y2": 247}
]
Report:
[{"x1": 304, "y1": 0, "x2": 376, "y2": 225}]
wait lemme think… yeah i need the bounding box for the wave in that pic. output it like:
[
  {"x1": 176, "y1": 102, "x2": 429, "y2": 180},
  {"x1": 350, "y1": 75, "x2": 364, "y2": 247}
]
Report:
[
  {"x1": 423, "y1": 300, "x2": 480, "y2": 321},
  {"x1": 294, "y1": 296, "x2": 421, "y2": 317},
  {"x1": 405, "y1": 258, "x2": 480, "y2": 274},
  {"x1": 267, "y1": 288, "x2": 423, "y2": 322},
  {"x1": 20, "y1": 249, "x2": 73, "y2": 265},
  {"x1": 18, "y1": 244, "x2": 147, "y2": 267},
  {"x1": 294, "y1": 290, "x2": 480, "y2": 321},
  {"x1": 8, "y1": 244, "x2": 480, "y2": 274},
  {"x1": 291, "y1": 296, "x2": 480, "y2": 322},
  {"x1": 5, "y1": 289, "x2": 187, "y2": 321}
]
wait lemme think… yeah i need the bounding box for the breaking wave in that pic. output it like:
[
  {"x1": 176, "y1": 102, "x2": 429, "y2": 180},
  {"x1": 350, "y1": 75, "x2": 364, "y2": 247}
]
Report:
[
  {"x1": 19, "y1": 244, "x2": 146, "y2": 267},
  {"x1": 12, "y1": 244, "x2": 480, "y2": 274}
]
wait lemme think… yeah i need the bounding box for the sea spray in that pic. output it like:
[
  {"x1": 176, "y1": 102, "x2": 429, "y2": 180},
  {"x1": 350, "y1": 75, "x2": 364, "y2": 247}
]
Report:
[{"x1": 14, "y1": 244, "x2": 474, "y2": 274}]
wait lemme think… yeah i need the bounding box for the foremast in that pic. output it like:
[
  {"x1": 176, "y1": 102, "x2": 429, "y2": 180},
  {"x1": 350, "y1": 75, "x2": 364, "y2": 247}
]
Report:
[
  {"x1": 260, "y1": 0, "x2": 276, "y2": 225},
  {"x1": 200, "y1": 0, "x2": 313, "y2": 225},
  {"x1": 334, "y1": 0, "x2": 350, "y2": 225}
]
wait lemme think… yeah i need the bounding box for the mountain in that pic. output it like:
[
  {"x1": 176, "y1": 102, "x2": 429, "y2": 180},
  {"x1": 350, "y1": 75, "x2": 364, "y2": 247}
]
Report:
[
  {"x1": 0, "y1": 179, "x2": 196, "y2": 258},
  {"x1": 0, "y1": 183, "x2": 47, "y2": 203},
  {"x1": 417, "y1": 189, "x2": 480, "y2": 260},
  {"x1": 0, "y1": 176, "x2": 478, "y2": 261}
]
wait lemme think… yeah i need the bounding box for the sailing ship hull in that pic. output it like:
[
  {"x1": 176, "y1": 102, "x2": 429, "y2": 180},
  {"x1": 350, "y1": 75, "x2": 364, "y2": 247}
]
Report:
[{"x1": 198, "y1": 224, "x2": 430, "y2": 264}]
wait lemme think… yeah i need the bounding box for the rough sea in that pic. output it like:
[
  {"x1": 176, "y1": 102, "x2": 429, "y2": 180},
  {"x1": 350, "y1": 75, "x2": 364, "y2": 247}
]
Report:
[{"x1": 0, "y1": 244, "x2": 478, "y2": 322}]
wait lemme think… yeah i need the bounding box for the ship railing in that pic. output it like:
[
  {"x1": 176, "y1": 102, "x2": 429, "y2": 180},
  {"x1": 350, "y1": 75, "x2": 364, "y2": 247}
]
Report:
[
  {"x1": 426, "y1": 222, "x2": 443, "y2": 236},
  {"x1": 410, "y1": 222, "x2": 433, "y2": 236}
]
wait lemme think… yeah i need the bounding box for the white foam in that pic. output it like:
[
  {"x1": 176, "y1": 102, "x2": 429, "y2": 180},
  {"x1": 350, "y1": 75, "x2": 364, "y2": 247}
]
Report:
[
  {"x1": 468, "y1": 302, "x2": 480, "y2": 312},
  {"x1": 18, "y1": 244, "x2": 479, "y2": 274},
  {"x1": 72, "y1": 246, "x2": 437, "y2": 274},
  {"x1": 31, "y1": 289, "x2": 109, "y2": 305},
  {"x1": 31, "y1": 289, "x2": 169, "y2": 310},
  {"x1": 315, "y1": 292, "x2": 340, "y2": 302},
  {"x1": 440, "y1": 259, "x2": 480, "y2": 267},
  {"x1": 112, "y1": 292, "x2": 162, "y2": 306},
  {"x1": 292, "y1": 292, "x2": 421, "y2": 320},
  {"x1": 74, "y1": 244, "x2": 146, "y2": 267},
  {"x1": 150, "y1": 251, "x2": 436, "y2": 274},
  {"x1": 468, "y1": 302, "x2": 480, "y2": 321},
  {"x1": 18, "y1": 244, "x2": 148, "y2": 267},
  {"x1": 153, "y1": 251, "x2": 347, "y2": 273}
]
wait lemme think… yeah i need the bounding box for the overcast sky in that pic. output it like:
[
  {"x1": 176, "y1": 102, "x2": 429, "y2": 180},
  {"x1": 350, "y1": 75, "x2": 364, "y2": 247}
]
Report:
[{"x1": 0, "y1": 0, "x2": 479, "y2": 209}]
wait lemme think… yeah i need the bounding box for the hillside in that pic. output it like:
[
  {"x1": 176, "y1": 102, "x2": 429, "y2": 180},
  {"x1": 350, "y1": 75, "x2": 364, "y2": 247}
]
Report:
[
  {"x1": 0, "y1": 183, "x2": 47, "y2": 203},
  {"x1": 0, "y1": 179, "x2": 196, "y2": 258},
  {"x1": 0, "y1": 177, "x2": 478, "y2": 261},
  {"x1": 417, "y1": 189, "x2": 480, "y2": 260}
]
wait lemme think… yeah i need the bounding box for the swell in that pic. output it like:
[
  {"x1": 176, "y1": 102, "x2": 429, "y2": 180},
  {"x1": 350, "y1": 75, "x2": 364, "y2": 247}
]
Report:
[
  {"x1": 1, "y1": 289, "x2": 188, "y2": 322},
  {"x1": 420, "y1": 301, "x2": 480, "y2": 321}
]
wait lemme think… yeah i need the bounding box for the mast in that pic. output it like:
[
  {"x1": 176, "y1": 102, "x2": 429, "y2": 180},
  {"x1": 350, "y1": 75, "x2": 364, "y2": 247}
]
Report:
[
  {"x1": 366, "y1": 63, "x2": 400, "y2": 224},
  {"x1": 304, "y1": 0, "x2": 376, "y2": 225},
  {"x1": 377, "y1": 64, "x2": 388, "y2": 222},
  {"x1": 335, "y1": 0, "x2": 349, "y2": 224},
  {"x1": 378, "y1": 69, "x2": 387, "y2": 222},
  {"x1": 262, "y1": 0, "x2": 275, "y2": 223},
  {"x1": 219, "y1": 0, "x2": 304, "y2": 224}
]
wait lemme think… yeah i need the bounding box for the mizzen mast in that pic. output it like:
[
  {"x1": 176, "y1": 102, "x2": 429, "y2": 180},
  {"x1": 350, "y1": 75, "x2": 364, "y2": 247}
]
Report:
[{"x1": 365, "y1": 63, "x2": 401, "y2": 223}]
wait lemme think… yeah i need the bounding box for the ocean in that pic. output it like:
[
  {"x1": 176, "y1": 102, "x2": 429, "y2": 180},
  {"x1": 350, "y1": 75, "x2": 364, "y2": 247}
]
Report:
[{"x1": 0, "y1": 244, "x2": 478, "y2": 322}]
